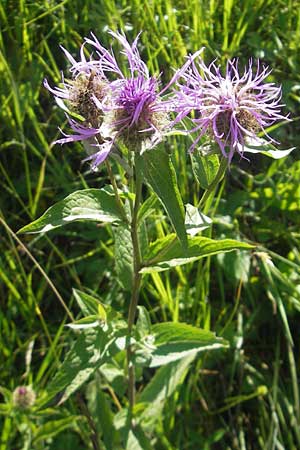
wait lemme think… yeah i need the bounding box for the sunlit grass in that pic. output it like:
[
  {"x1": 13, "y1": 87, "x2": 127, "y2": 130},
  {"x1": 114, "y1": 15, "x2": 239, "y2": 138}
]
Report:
[{"x1": 0, "y1": 0, "x2": 299, "y2": 448}]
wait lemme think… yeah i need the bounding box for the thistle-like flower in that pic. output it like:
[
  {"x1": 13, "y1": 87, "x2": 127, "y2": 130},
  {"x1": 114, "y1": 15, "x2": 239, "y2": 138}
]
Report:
[
  {"x1": 12, "y1": 385, "x2": 36, "y2": 409},
  {"x1": 176, "y1": 57, "x2": 287, "y2": 162},
  {"x1": 82, "y1": 31, "x2": 175, "y2": 159},
  {"x1": 45, "y1": 31, "x2": 176, "y2": 169},
  {"x1": 44, "y1": 48, "x2": 108, "y2": 149}
]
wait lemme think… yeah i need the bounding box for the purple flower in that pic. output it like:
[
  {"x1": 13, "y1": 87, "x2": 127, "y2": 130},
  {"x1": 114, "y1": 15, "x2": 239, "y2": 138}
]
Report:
[
  {"x1": 44, "y1": 47, "x2": 108, "y2": 148},
  {"x1": 45, "y1": 31, "x2": 177, "y2": 169},
  {"x1": 83, "y1": 31, "x2": 175, "y2": 154},
  {"x1": 13, "y1": 386, "x2": 36, "y2": 409},
  {"x1": 176, "y1": 57, "x2": 287, "y2": 162}
]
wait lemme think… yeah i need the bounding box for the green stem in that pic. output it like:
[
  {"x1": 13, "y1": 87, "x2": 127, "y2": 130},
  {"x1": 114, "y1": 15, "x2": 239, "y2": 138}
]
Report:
[
  {"x1": 127, "y1": 153, "x2": 143, "y2": 413},
  {"x1": 198, "y1": 156, "x2": 228, "y2": 208}
]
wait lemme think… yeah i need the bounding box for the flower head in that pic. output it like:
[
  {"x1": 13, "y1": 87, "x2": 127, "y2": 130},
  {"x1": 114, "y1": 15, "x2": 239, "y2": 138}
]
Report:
[
  {"x1": 12, "y1": 386, "x2": 36, "y2": 409},
  {"x1": 45, "y1": 31, "x2": 176, "y2": 170},
  {"x1": 83, "y1": 31, "x2": 174, "y2": 156},
  {"x1": 44, "y1": 46, "x2": 108, "y2": 146},
  {"x1": 176, "y1": 57, "x2": 287, "y2": 162}
]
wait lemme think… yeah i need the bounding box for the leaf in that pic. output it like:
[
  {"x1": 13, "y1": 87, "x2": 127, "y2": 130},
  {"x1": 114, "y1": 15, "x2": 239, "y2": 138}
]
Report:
[
  {"x1": 86, "y1": 381, "x2": 117, "y2": 450},
  {"x1": 191, "y1": 152, "x2": 220, "y2": 189},
  {"x1": 18, "y1": 188, "x2": 123, "y2": 234},
  {"x1": 66, "y1": 315, "x2": 101, "y2": 330},
  {"x1": 242, "y1": 137, "x2": 295, "y2": 159},
  {"x1": 140, "y1": 147, "x2": 187, "y2": 247},
  {"x1": 137, "y1": 355, "x2": 195, "y2": 429},
  {"x1": 114, "y1": 408, "x2": 153, "y2": 450},
  {"x1": 185, "y1": 204, "x2": 212, "y2": 236},
  {"x1": 114, "y1": 223, "x2": 133, "y2": 291},
  {"x1": 45, "y1": 328, "x2": 118, "y2": 404},
  {"x1": 217, "y1": 250, "x2": 251, "y2": 284},
  {"x1": 136, "y1": 306, "x2": 152, "y2": 338},
  {"x1": 73, "y1": 289, "x2": 106, "y2": 320},
  {"x1": 33, "y1": 416, "x2": 80, "y2": 443},
  {"x1": 149, "y1": 322, "x2": 227, "y2": 367},
  {"x1": 125, "y1": 427, "x2": 153, "y2": 450},
  {"x1": 152, "y1": 322, "x2": 223, "y2": 344},
  {"x1": 0, "y1": 404, "x2": 10, "y2": 415},
  {"x1": 141, "y1": 234, "x2": 254, "y2": 273},
  {"x1": 137, "y1": 193, "x2": 159, "y2": 225}
]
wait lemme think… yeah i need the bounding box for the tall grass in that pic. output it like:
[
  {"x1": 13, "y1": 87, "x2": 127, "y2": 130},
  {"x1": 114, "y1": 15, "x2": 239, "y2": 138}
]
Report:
[{"x1": 0, "y1": 0, "x2": 299, "y2": 448}]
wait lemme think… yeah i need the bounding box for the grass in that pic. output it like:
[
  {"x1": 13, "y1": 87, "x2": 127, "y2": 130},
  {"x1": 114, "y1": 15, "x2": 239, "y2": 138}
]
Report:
[{"x1": 0, "y1": 0, "x2": 299, "y2": 448}]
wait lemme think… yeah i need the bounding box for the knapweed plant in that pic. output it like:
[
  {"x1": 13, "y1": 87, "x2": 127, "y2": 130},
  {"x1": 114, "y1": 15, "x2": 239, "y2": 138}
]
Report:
[{"x1": 20, "y1": 30, "x2": 290, "y2": 447}]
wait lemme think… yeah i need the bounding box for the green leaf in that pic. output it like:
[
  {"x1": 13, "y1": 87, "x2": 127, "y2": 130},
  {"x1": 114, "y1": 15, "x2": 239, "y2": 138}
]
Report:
[
  {"x1": 141, "y1": 234, "x2": 254, "y2": 273},
  {"x1": 140, "y1": 147, "x2": 187, "y2": 247},
  {"x1": 217, "y1": 250, "x2": 251, "y2": 284},
  {"x1": 0, "y1": 404, "x2": 10, "y2": 415},
  {"x1": 86, "y1": 380, "x2": 117, "y2": 450},
  {"x1": 114, "y1": 408, "x2": 153, "y2": 450},
  {"x1": 73, "y1": 289, "x2": 106, "y2": 320},
  {"x1": 125, "y1": 427, "x2": 153, "y2": 450},
  {"x1": 137, "y1": 193, "x2": 159, "y2": 225},
  {"x1": 243, "y1": 137, "x2": 295, "y2": 159},
  {"x1": 152, "y1": 322, "x2": 223, "y2": 344},
  {"x1": 66, "y1": 315, "x2": 101, "y2": 330},
  {"x1": 191, "y1": 152, "x2": 220, "y2": 189},
  {"x1": 136, "y1": 306, "x2": 152, "y2": 338},
  {"x1": 33, "y1": 416, "x2": 80, "y2": 443},
  {"x1": 18, "y1": 188, "x2": 123, "y2": 234},
  {"x1": 114, "y1": 223, "x2": 133, "y2": 291},
  {"x1": 149, "y1": 322, "x2": 227, "y2": 367},
  {"x1": 185, "y1": 204, "x2": 212, "y2": 236},
  {"x1": 45, "y1": 328, "x2": 120, "y2": 404},
  {"x1": 137, "y1": 355, "x2": 195, "y2": 429}
]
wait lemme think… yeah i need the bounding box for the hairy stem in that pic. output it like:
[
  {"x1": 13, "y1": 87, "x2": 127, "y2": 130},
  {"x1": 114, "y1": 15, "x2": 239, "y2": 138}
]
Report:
[{"x1": 127, "y1": 154, "x2": 143, "y2": 413}]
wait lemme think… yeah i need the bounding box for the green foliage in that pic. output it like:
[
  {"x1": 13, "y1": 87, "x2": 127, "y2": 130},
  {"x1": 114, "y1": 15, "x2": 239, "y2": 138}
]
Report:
[
  {"x1": 1, "y1": 0, "x2": 299, "y2": 449},
  {"x1": 18, "y1": 188, "x2": 123, "y2": 234},
  {"x1": 45, "y1": 328, "x2": 115, "y2": 404},
  {"x1": 191, "y1": 152, "x2": 220, "y2": 189},
  {"x1": 149, "y1": 322, "x2": 227, "y2": 366},
  {"x1": 140, "y1": 146, "x2": 187, "y2": 247},
  {"x1": 142, "y1": 234, "x2": 254, "y2": 272},
  {"x1": 114, "y1": 223, "x2": 134, "y2": 291}
]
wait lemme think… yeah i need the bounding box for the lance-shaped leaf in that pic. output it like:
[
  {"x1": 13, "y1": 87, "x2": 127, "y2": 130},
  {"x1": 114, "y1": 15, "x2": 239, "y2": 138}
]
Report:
[
  {"x1": 191, "y1": 152, "x2": 220, "y2": 189},
  {"x1": 114, "y1": 223, "x2": 133, "y2": 291},
  {"x1": 137, "y1": 355, "x2": 195, "y2": 429},
  {"x1": 242, "y1": 137, "x2": 295, "y2": 159},
  {"x1": 18, "y1": 188, "x2": 123, "y2": 234},
  {"x1": 149, "y1": 322, "x2": 227, "y2": 367},
  {"x1": 140, "y1": 147, "x2": 187, "y2": 247},
  {"x1": 42, "y1": 328, "x2": 125, "y2": 405},
  {"x1": 141, "y1": 234, "x2": 254, "y2": 273}
]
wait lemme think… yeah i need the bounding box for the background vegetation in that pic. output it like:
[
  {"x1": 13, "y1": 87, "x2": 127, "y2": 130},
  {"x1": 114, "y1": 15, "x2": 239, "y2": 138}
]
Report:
[{"x1": 0, "y1": 0, "x2": 299, "y2": 448}]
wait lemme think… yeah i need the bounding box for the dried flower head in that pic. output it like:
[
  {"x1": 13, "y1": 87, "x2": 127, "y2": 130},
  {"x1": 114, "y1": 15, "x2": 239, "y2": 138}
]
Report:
[
  {"x1": 12, "y1": 386, "x2": 36, "y2": 409},
  {"x1": 44, "y1": 46, "x2": 108, "y2": 148},
  {"x1": 176, "y1": 57, "x2": 287, "y2": 162}
]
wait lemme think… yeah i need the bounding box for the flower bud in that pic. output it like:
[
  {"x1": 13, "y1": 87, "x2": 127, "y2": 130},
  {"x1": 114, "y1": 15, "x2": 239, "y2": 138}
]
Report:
[{"x1": 12, "y1": 386, "x2": 36, "y2": 409}]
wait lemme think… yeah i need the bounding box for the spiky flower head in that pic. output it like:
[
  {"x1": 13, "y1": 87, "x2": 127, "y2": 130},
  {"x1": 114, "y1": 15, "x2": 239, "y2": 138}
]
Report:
[
  {"x1": 44, "y1": 47, "x2": 108, "y2": 148},
  {"x1": 44, "y1": 31, "x2": 176, "y2": 169},
  {"x1": 176, "y1": 57, "x2": 287, "y2": 162},
  {"x1": 12, "y1": 386, "x2": 36, "y2": 409},
  {"x1": 82, "y1": 31, "x2": 175, "y2": 160}
]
